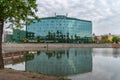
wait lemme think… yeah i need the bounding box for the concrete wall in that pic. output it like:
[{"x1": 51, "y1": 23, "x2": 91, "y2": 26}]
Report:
[{"x1": 2, "y1": 43, "x2": 115, "y2": 53}]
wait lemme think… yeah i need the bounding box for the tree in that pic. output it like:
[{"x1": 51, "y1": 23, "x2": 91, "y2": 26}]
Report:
[
  {"x1": 47, "y1": 31, "x2": 52, "y2": 40},
  {"x1": 56, "y1": 30, "x2": 60, "y2": 39},
  {"x1": 21, "y1": 38, "x2": 29, "y2": 43},
  {"x1": 100, "y1": 36, "x2": 111, "y2": 43},
  {"x1": 36, "y1": 36, "x2": 40, "y2": 43},
  {"x1": 0, "y1": 0, "x2": 38, "y2": 69},
  {"x1": 112, "y1": 36, "x2": 120, "y2": 44}
]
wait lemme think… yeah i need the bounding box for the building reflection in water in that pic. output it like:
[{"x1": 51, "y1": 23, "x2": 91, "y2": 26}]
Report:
[
  {"x1": 3, "y1": 51, "x2": 25, "y2": 65},
  {"x1": 25, "y1": 48, "x2": 93, "y2": 76}
]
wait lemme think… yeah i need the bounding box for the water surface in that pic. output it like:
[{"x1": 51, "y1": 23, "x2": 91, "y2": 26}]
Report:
[{"x1": 5, "y1": 48, "x2": 120, "y2": 80}]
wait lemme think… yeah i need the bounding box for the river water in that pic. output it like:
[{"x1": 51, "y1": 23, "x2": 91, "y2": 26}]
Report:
[{"x1": 5, "y1": 48, "x2": 120, "y2": 80}]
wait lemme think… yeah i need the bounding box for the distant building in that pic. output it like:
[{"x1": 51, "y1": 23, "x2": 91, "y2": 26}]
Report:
[
  {"x1": 6, "y1": 29, "x2": 34, "y2": 43},
  {"x1": 93, "y1": 36, "x2": 102, "y2": 43},
  {"x1": 108, "y1": 34, "x2": 113, "y2": 42},
  {"x1": 6, "y1": 34, "x2": 13, "y2": 42},
  {"x1": 3, "y1": 31, "x2": 12, "y2": 42},
  {"x1": 93, "y1": 33, "x2": 115, "y2": 43},
  {"x1": 26, "y1": 32, "x2": 35, "y2": 40},
  {"x1": 27, "y1": 15, "x2": 92, "y2": 43},
  {"x1": 12, "y1": 29, "x2": 26, "y2": 42}
]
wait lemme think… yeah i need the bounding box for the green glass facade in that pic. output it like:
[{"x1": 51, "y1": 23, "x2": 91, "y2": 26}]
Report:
[
  {"x1": 27, "y1": 32, "x2": 35, "y2": 40},
  {"x1": 12, "y1": 29, "x2": 26, "y2": 42},
  {"x1": 6, "y1": 29, "x2": 35, "y2": 43},
  {"x1": 6, "y1": 34, "x2": 13, "y2": 42},
  {"x1": 27, "y1": 15, "x2": 92, "y2": 43}
]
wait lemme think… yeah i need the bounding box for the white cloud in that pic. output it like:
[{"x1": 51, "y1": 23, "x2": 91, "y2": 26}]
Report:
[{"x1": 36, "y1": 0, "x2": 120, "y2": 35}]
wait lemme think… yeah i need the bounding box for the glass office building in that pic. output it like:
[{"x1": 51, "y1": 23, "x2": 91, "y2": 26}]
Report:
[{"x1": 27, "y1": 15, "x2": 92, "y2": 43}]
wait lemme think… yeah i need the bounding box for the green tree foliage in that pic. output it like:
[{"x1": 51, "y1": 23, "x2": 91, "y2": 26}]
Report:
[
  {"x1": 21, "y1": 38, "x2": 29, "y2": 43},
  {"x1": 112, "y1": 36, "x2": 120, "y2": 44},
  {"x1": 100, "y1": 36, "x2": 111, "y2": 43},
  {"x1": 36, "y1": 36, "x2": 40, "y2": 43},
  {"x1": 0, "y1": 0, "x2": 38, "y2": 69}
]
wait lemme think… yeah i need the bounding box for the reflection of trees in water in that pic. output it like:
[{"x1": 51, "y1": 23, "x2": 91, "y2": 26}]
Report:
[
  {"x1": 24, "y1": 49, "x2": 80, "y2": 60},
  {"x1": 4, "y1": 51, "x2": 25, "y2": 65},
  {"x1": 45, "y1": 49, "x2": 80, "y2": 59},
  {"x1": 46, "y1": 52, "x2": 53, "y2": 59},
  {"x1": 24, "y1": 48, "x2": 92, "y2": 60},
  {"x1": 75, "y1": 49, "x2": 77, "y2": 56},
  {"x1": 45, "y1": 49, "x2": 82, "y2": 59},
  {"x1": 4, "y1": 56, "x2": 25, "y2": 65},
  {"x1": 37, "y1": 51, "x2": 41, "y2": 55},
  {"x1": 12, "y1": 57, "x2": 24, "y2": 65},
  {"x1": 66, "y1": 50, "x2": 69, "y2": 58},
  {"x1": 113, "y1": 48, "x2": 120, "y2": 58},
  {"x1": 24, "y1": 51, "x2": 35, "y2": 61},
  {"x1": 46, "y1": 50, "x2": 65, "y2": 59}
]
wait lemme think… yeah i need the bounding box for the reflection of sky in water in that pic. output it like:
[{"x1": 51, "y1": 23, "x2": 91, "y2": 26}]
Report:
[
  {"x1": 69, "y1": 48, "x2": 120, "y2": 80},
  {"x1": 5, "y1": 62, "x2": 25, "y2": 70},
  {"x1": 69, "y1": 56, "x2": 120, "y2": 80},
  {"x1": 4, "y1": 48, "x2": 120, "y2": 80}
]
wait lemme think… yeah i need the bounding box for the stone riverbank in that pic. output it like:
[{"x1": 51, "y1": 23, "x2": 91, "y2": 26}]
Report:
[{"x1": 2, "y1": 43, "x2": 120, "y2": 53}]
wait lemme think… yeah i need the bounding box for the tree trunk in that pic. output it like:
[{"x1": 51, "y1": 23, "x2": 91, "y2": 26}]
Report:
[{"x1": 0, "y1": 19, "x2": 4, "y2": 69}]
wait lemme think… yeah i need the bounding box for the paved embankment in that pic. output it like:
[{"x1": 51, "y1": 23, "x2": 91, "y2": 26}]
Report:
[
  {"x1": 0, "y1": 69, "x2": 67, "y2": 80},
  {"x1": 2, "y1": 43, "x2": 120, "y2": 53}
]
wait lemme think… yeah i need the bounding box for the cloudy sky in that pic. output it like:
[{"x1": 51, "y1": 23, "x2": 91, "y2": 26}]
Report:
[{"x1": 36, "y1": 0, "x2": 120, "y2": 35}]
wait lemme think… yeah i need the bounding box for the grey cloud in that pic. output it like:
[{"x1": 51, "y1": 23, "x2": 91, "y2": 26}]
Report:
[{"x1": 36, "y1": 0, "x2": 120, "y2": 35}]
